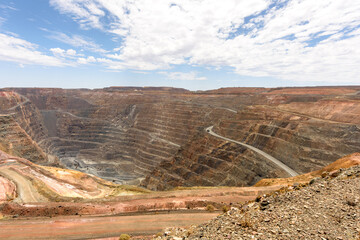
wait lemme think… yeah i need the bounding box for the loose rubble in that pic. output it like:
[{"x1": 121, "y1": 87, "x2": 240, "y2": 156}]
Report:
[{"x1": 156, "y1": 166, "x2": 360, "y2": 240}]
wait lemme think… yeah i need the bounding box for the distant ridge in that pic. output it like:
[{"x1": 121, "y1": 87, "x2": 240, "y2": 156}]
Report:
[{"x1": 103, "y1": 86, "x2": 190, "y2": 92}]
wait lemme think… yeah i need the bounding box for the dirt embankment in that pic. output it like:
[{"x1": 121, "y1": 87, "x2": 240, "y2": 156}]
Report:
[
  {"x1": 157, "y1": 165, "x2": 360, "y2": 240},
  {"x1": 0, "y1": 150, "x2": 282, "y2": 218},
  {"x1": 0, "y1": 175, "x2": 16, "y2": 201},
  {"x1": 255, "y1": 152, "x2": 360, "y2": 187},
  {"x1": 0, "y1": 183, "x2": 281, "y2": 218},
  {"x1": 0, "y1": 150, "x2": 149, "y2": 204},
  {"x1": 0, "y1": 212, "x2": 218, "y2": 240}
]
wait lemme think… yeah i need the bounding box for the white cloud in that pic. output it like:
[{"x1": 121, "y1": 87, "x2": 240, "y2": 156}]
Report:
[
  {"x1": 50, "y1": 48, "x2": 79, "y2": 58},
  {"x1": 0, "y1": 33, "x2": 66, "y2": 66},
  {"x1": 159, "y1": 71, "x2": 206, "y2": 81},
  {"x1": 49, "y1": 0, "x2": 104, "y2": 29},
  {"x1": 50, "y1": 47, "x2": 65, "y2": 55},
  {"x1": 47, "y1": 31, "x2": 106, "y2": 53},
  {"x1": 50, "y1": 0, "x2": 270, "y2": 71},
  {"x1": 50, "y1": 47, "x2": 98, "y2": 65},
  {"x1": 66, "y1": 49, "x2": 77, "y2": 56},
  {"x1": 77, "y1": 56, "x2": 96, "y2": 64},
  {"x1": 50, "y1": 0, "x2": 360, "y2": 83},
  {"x1": 0, "y1": 33, "x2": 98, "y2": 68}
]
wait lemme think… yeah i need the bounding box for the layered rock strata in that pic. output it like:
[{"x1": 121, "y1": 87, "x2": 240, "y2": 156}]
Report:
[{"x1": 1, "y1": 87, "x2": 359, "y2": 189}]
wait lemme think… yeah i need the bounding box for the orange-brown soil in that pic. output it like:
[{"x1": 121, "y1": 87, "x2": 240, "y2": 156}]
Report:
[
  {"x1": 0, "y1": 212, "x2": 218, "y2": 240},
  {"x1": 1, "y1": 151, "x2": 360, "y2": 239},
  {"x1": 0, "y1": 86, "x2": 360, "y2": 239},
  {"x1": 262, "y1": 86, "x2": 360, "y2": 95},
  {"x1": 0, "y1": 150, "x2": 147, "y2": 203},
  {"x1": 255, "y1": 152, "x2": 360, "y2": 187},
  {"x1": 1, "y1": 87, "x2": 359, "y2": 190},
  {"x1": 0, "y1": 175, "x2": 16, "y2": 201},
  {"x1": 1, "y1": 151, "x2": 359, "y2": 220},
  {"x1": 0, "y1": 184, "x2": 280, "y2": 217},
  {"x1": 0, "y1": 150, "x2": 280, "y2": 218}
]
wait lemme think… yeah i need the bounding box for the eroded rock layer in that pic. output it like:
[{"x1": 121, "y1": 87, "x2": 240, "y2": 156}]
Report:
[{"x1": 1, "y1": 86, "x2": 359, "y2": 189}]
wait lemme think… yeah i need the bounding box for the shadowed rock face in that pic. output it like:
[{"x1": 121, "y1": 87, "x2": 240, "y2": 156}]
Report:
[{"x1": 1, "y1": 86, "x2": 360, "y2": 190}]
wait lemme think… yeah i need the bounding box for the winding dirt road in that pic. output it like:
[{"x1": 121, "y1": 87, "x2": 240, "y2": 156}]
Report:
[
  {"x1": 7, "y1": 95, "x2": 30, "y2": 111},
  {"x1": 0, "y1": 166, "x2": 46, "y2": 203},
  {"x1": 205, "y1": 126, "x2": 298, "y2": 177}
]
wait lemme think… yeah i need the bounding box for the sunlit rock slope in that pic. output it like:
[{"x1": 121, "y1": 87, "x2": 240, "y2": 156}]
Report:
[{"x1": 1, "y1": 86, "x2": 359, "y2": 190}]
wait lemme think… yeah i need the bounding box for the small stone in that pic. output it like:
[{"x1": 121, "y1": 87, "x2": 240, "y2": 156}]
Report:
[
  {"x1": 346, "y1": 199, "x2": 357, "y2": 207},
  {"x1": 329, "y1": 170, "x2": 340, "y2": 178},
  {"x1": 321, "y1": 172, "x2": 329, "y2": 178}
]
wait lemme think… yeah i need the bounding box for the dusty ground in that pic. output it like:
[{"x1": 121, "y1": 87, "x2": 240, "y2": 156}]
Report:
[
  {"x1": 1, "y1": 152, "x2": 360, "y2": 240},
  {"x1": 0, "y1": 148, "x2": 283, "y2": 218},
  {"x1": 0, "y1": 152, "x2": 285, "y2": 239},
  {"x1": 0, "y1": 211, "x2": 218, "y2": 239},
  {"x1": 0, "y1": 150, "x2": 149, "y2": 203},
  {"x1": 157, "y1": 165, "x2": 360, "y2": 240},
  {"x1": 0, "y1": 184, "x2": 281, "y2": 217}
]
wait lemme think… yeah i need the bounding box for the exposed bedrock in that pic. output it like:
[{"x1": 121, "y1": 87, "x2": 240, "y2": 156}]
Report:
[
  {"x1": 1, "y1": 87, "x2": 359, "y2": 189},
  {"x1": 142, "y1": 102, "x2": 360, "y2": 190},
  {"x1": 0, "y1": 115, "x2": 48, "y2": 163},
  {"x1": 0, "y1": 91, "x2": 49, "y2": 164}
]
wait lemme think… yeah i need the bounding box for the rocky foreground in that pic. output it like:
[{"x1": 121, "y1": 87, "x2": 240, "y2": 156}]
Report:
[{"x1": 157, "y1": 165, "x2": 360, "y2": 240}]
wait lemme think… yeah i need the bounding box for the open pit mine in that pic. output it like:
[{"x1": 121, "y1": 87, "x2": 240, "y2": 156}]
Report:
[{"x1": 0, "y1": 86, "x2": 360, "y2": 239}]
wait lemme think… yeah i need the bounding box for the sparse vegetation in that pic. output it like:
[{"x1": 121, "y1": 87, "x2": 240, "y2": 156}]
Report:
[
  {"x1": 239, "y1": 214, "x2": 253, "y2": 229},
  {"x1": 31, "y1": 178, "x2": 74, "y2": 202},
  {"x1": 222, "y1": 205, "x2": 230, "y2": 213},
  {"x1": 109, "y1": 185, "x2": 151, "y2": 197},
  {"x1": 206, "y1": 204, "x2": 215, "y2": 212},
  {"x1": 119, "y1": 233, "x2": 131, "y2": 240}
]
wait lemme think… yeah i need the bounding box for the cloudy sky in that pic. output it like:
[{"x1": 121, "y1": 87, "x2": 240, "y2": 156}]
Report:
[{"x1": 0, "y1": 0, "x2": 359, "y2": 90}]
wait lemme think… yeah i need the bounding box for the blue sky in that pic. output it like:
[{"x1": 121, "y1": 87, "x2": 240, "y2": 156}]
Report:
[{"x1": 0, "y1": 0, "x2": 359, "y2": 90}]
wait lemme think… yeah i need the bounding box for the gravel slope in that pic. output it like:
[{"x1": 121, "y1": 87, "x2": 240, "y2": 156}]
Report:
[{"x1": 157, "y1": 166, "x2": 360, "y2": 240}]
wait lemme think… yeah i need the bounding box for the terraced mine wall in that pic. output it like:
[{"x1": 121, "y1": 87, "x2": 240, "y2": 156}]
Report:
[{"x1": 1, "y1": 87, "x2": 360, "y2": 190}]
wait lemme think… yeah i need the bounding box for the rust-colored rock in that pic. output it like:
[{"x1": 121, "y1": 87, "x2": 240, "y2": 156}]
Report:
[{"x1": 1, "y1": 86, "x2": 360, "y2": 190}]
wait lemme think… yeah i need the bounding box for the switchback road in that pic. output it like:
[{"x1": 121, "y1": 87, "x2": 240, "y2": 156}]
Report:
[{"x1": 205, "y1": 126, "x2": 298, "y2": 177}]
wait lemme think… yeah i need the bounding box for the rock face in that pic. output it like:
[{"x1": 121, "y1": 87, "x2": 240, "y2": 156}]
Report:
[
  {"x1": 0, "y1": 175, "x2": 16, "y2": 202},
  {"x1": 142, "y1": 88, "x2": 360, "y2": 190},
  {"x1": 0, "y1": 114, "x2": 48, "y2": 164},
  {"x1": 0, "y1": 150, "x2": 147, "y2": 204},
  {"x1": 1, "y1": 86, "x2": 360, "y2": 189},
  {"x1": 156, "y1": 164, "x2": 360, "y2": 240}
]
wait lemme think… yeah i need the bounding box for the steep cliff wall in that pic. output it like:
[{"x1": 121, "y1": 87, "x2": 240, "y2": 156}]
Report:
[{"x1": 2, "y1": 87, "x2": 360, "y2": 190}]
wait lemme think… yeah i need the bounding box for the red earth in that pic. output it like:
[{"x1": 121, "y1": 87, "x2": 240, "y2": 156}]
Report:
[{"x1": 0, "y1": 212, "x2": 218, "y2": 239}]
